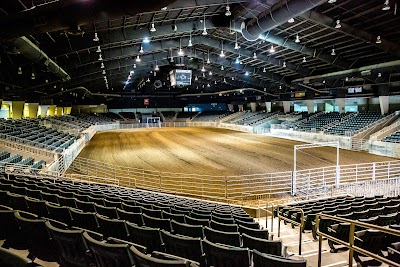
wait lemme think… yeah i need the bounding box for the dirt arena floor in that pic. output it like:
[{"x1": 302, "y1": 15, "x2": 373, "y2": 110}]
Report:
[{"x1": 77, "y1": 127, "x2": 394, "y2": 176}]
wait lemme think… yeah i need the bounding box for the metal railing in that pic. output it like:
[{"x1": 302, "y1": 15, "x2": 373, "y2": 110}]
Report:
[
  {"x1": 276, "y1": 205, "x2": 305, "y2": 255},
  {"x1": 370, "y1": 117, "x2": 400, "y2": 141},
  {"x1": 316, "y1": 213, "x2": 400, "y2": 267}
]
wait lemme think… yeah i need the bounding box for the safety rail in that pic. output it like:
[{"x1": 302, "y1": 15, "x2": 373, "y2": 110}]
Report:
[
  {"x1": 370, "y1": 117, "x2": 400, "y2": 141},
  {"x1": 276, "y1": 205, "x2": 305, "y2": 255},
  {"x1": 315, "y1": 213, "x2": 400, "y2": 267}
]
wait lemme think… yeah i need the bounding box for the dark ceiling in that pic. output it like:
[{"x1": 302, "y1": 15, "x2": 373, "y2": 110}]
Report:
[{"x1": 0, "y1": 0, "x2": 400, "y2": 108}]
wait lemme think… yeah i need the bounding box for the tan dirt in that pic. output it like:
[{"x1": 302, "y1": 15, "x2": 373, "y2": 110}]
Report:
[{"x1": 77, "y1": 127, "x2": 394, "y2": 176}]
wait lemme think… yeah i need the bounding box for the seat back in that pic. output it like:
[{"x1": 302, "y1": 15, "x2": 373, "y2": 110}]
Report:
[
  {"x1": 162, "y1": 211, "x2": 185, "y2": 223},
  {"x1": 0, "y1": 247, "x2": 32, "y2": 267},
  {"x1": 171, "y1": 220, "x2": 204, "y2": 238},
  {"x1": 210, "y1": 220, "x2": 238, "y2": 232},
  {"x1": 126, "y1": 222, "x2": 163, "y2": 253},
  {"x1": 252, "y1": 249, "x2": 306, "y2": 267},
  {"x1": 141, "y1": 207, "x2": 162, "y2": 218},
  {"x1": 46, "y1": 202, "x2": 72, "y2": 224},
  {"x1": 69, "y1": 208, "x2": 99, "y2": 232},
  {"x1": 25, "y1": 197, "x2": 48, "y2": 218},
  {"x1": 83, "y1": 232, "x2": 135, "y2": 267},
  {"x1": 204, "y1": 226, "x2": 241, "y2": 247},
  {"x1": 160, "y1": 230, "x2": 203, "y2": 263},
  {"x1": 142, "y1": 214, "x2": 171, "y2": 231},
  {"x1": 130, "y1": 245, "x2": 190, "y2": 267},
  {"x1": 184, "y1": 215, "x2": 210, "y2": 227},
  {"x1": 121, "y1": 202, "x2": 142, "y2": 213},
  {"x1": 45, "y1": 221, "x2": 91, "y2": 267},
  {"x1": 96, "y1": 214, "x2": 128, "y2": 240},
  {"x1": 242, "y1": 233, "x2": 281, "y2": 255},
  {"x1": 238, "y1": 225, "x2": 268, "y2": 239},
  {"x1": 355, "y1": 230, "x2": 386, "y2": 254},
  {"x1": 202, "y1": 239, "x2": 250, "y2": 267},
  {"x1": 75, "y1": 200, "x2": 96, "y2": 213},
  {"x1": 95, "y1": 204, "x2": 119, "y2": 219}
]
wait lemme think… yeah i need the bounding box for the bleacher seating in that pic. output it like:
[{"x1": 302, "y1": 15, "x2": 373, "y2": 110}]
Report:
[
  {"x1": 0, "y1": 150, "x2": 45, "y2": 172},
  {"x1": 191, "y1": 111, "x2": 231, "y2": 122},
  {"x1": 382, "y1": 130, "x2": 400, "y2": 143},
  {"x1": 176, "y1": 112, "x2": 199, "y2": 120},
  {"x1": 0, "y1": 173, "x2": 305, "y2": 267},
  {"x1": 294, "y1": 112, "x2": 350, "y2": 131},
  {"x1": 98, "y1": 112, "x2": 123, "y2": 121},
  {"x1": 326, "y1": 111, "x2": 384, "y2": 135},
  {"x1": 119, "y1": 112, "x2": 136, "y2": 120},
  {"x1": 162, "y1": 111, "x2": 177, "y2": 121}
]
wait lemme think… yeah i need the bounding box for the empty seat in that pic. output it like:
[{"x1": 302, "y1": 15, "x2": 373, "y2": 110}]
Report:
[
  {"x1": 126, "y1": 222, "x2": 163, "y2": 253},
  {"x1": 0, "y1": 247, "x2": 34, "y2": 267},
  {"x1": 88, "y1": 196, "x2": 105, "y2": 206},
  {"x1": 141, "y1": 207, "x2": 162, "y2": 218},
  {"x1": 202, "y1": 239, "x2": 250, "y2": 267},
  {"x1": 353, "y1": 230, "x2": 386, "y2": 266},
  {"x1": 25, "y1": 188, "x2": 42, "y2": 200},
  {"x1": 242, "y1": 233, "x2": 282, "y2": 255},
  {"x1": 25, "y1": 197, "x2": 48, "y2": 218},
  {"x1": 8, "y1": 192, "x2": 28, "y2": 211},
  {"x1": 121, "y1": 202, "x2": 142, "y2": 213},
  {"x1": 238, "y1": 225, "x2": 269, "y2": 240},
  {"x1": 171, "y1": 220, "x2": 204, "y2": 238},
  {"x1": 46, "y1": 202, "x2": 72, "y2": 225},
  {"x1": 83, "y1": 231, "x2": 135, "y2": 267},
  {"x1": 142, "y1": 214, "x2": 171, "y2": 231},
  {"x1": 116, "y1": 208, "x2": 143, "y2": 226},
  {"x1": 40, "y1": 191, "x2": 58, "y2": 204},
  {"x1": 95, "y1": 203, "x2": 119, "y2": 219},
  {"x1": 160, "y1": 229, "x2": 203, "y2": 264},
  {"x1": 185, "y1": 215, "x2": 210, "y2": 227},
  {"x1": 211, "y1": 215, "x2": 235, "y2": 224},
  {"x1": 103, "y1": 199, "x2": 122, "y2": 208},
  {"x1": 204, "y1": 226, "x2": 241, "y2": 247},
  {"x1": 130, "y1": 245, "x2": 193, "y2": 267},
  {"x1": 376, "y1": 213, "x2": 398, "y2": 226},
  {"x1": 235, "y1": 219, "x2": 259, "y2": 229},
  {"x1": 69, "y1": 208, "x2": 99, "y2": 232},
  {"x1": 252, "y1": 249, "x2": 306, "y2": 267},
  {"x1": 96, "y1": 214, "x2": 129, "y2": 241},
  {"x1": 162, "y1": 210, "x2": 186, "y2": 223},
  {"x1": 327, "y1": 223, "x2": 350, "y2": 253},
  {"x1": 75, "y1": 199, "x2": 96, "y2": 213},
  {"x1": 57, "y1": 195, "x2": 77, "y2": 208},
  {"x1": 210, "y1": 220, "x2": 238, "y2": 232}
]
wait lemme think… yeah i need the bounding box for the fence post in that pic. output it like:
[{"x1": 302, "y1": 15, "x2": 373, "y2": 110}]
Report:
[
  {"x1": 372, "y1": 162, "x2": 376, "y2": 181},
  {"x1": 388, "y1": 162, "x2": 391, "y2": 179}
]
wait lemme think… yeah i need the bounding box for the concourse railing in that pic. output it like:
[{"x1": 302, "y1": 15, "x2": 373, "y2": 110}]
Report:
[{"x1": 315, "y1": 213, "x2": 400, "y2": 267}]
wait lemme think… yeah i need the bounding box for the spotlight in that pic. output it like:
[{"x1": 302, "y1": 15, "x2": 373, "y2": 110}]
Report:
[
  {"x1": 376, "y1": 36, "x2": 382, "y2": 44},
  {"x1": 96, "y1": 46, "x2": 101, "y2": 53},
  {"x1": 283, "y1": 61, "x2": 287, "y2": 68},
  {"x1": 98, "y1": 54, "x2": 103, "y2": 61},
  {"x1": 221, "y1": 66, "x2": 224, "y2": 70},
  {"x1": 139, "y1": 46, "x2": 144, "y2": 53},
  {"x1": 155, "y1": 64, "x2": 159, "y2": 71},
  {"x1": 93, "y1": 32, "x2": 99, "y2": 42},
  {"x1": 220, "y1": 50, "x2": 225, "y2": 58},
  {"x1": 328, "y1": 0, "x2": 337, "y2": 3},
  {"x1": 235, "y1": 57, "x2": 240, "y2": 64},
  {"x1": 31, "y1": 72, "x2": 35, "y2": 80},
  {"x1": 135, "y1": 55, "x2": 141, "y2": 62},
  {"x1": 178, "y1": 48, "x2": 184, "y2": 56},
  {"x1": 288, "y1": 18, "x2": 295, "y2": 23},
  {"x1": 302, "y1": 57, "x2": 307, "y2": 63},
  {"x1": 101, "y1": 63, "x2": 105, "y2": 68},
  {"x1": 253, "y1": 52, "x2": 257, "y2": 59},
  {"x1": 269, "y1": 45, "x2": 275, "y2": 53},
  {"x1": 382, "y1": 0, "x2": 390, "y2": 10},
  {"x1": 225, "y1": 5, "x2": 231, "y2": 16},
  {"x1": 18, "y1": 66, "x2": 22, "y2": 75},
  {"x1": 143, "y1": 37, "x2": 150, "y2": 44},
  {"x1": 150, "y1": 23, "x2": 156, "y2": 32},
  {"x1": 263, "y1": 67, "x2": 266, "y2": 73},
  {"x1": 201, "y1": 66, "x2": 206, "y2": 72},
  {"x1": 331, "y1": 48, "x2": 336, "y2": 56},
  {"x1": 209, "y1": 71, "x2": 212, "y2": 76},
  {"x1": 295, "y1": 34, "x2": 300, "y2": 43},
  {"x1": 245, "y1": 71, "x2": 249, "y2": 76},
  {"x1": 335, "y1": 20, "x2": 341, "y2": 29}
]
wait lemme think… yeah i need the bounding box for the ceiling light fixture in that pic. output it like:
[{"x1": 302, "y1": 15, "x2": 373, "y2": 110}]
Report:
[
  {"x1": 135, "y1": 55, "x2": 141, "y2": 62},
  {"x1": 235, "y1": 56, "x2": 240, "y2": 64},
  {"x1": 253, "y1": 52, "x2": 257, "y2": 59},
  {"x1": 150, "y1": 22, "x2": 156, "y2": 32},
  {"x1": 245, "y1": 71, "x2": 249, "y2": 76},
  {"x1": 202, "y1": 14, "x2": 208, "y2": 35},
  {"x1": 207, "y1": 51, "x2": 211, "y2": 64},
  {"x1": 331, "y1": 48, "x2": 336, "y2": 56},
  {"x1": 234, "y1": 32, "x2": 240, "y2": 49},
  {"x1": 328, "y1": 0, "x2": 337, "y2": 3},
  {"x1": 376, "y1": 35, "x2": 382, "y2": 44},
  {"x1": 225, "y1": 2, "x2": 231, "y2": 16},
  {"x1": 263, "y1": 67, "x2": 266, "y2": 73},
  {"x1": 18, "y1": 66, "x2": 22, "y2": 75},
  {"x1": 96, "y1": 46, "x2": 101, "y2": 53},
  {"x1": 188, "y1": 32, "x2": 193, "y2": 47},
  {"x1": 335, "y1": 19, "x2": 341, "y2": 29},
  {"x1": 98, "y1": 54, "x2": 103, "y2": 61},
  {"x1": 382, "y1": 0, "x2": 390, "y2": 10},
  {"x1": 288, "y1": 18, "x2": 295, "y2": 23},
  {"x1": 102, "y1": 70, "x2": 106, "y2": 75},
  {"x1": 295, "y1": 34, "x2": 300, "y2": 43},
  {"x1": 133, "y1": 64, "x2": 137, "y2": 68},
  {"x1": 378, "y1": 72, "x2": 382, "y2": 77},
  {"x1": 31, "y1": 72, "x2": 35, "y2": 80},
  {"x1": 220, "y1": 42, "x2": 225, "y2": 57},
  {"x1": 223, "y1": 78, "x2": 227, "y2": 83},
  {"x1": 221, "y1": 65, "x2": 224, "y2": 70},
  {"x1": 155, "y1": 61, "x2": 159, "y2": 71},
  {"x1": 302, "y1": 57, "x2": 307, "y2": 63},
  {"x1": 143, "y1": 37, "x2": 150, "y2": 44},
  {"x1": 201, "y1": 65, "x2": 206, "y2": 72},
  {"x1": 93, "y1": 32, "x2": 99, "y2": 42},
  {"x1": 130, "y1": 71, "x2": 134, "y2": 75},
  {"x1": 207, "y1": 83, "x2": 210, "y2": 87},
  {"x1": 195, "y1": 76, "x2": 198, "y2": 81},
  {"x1": 269, "y1": 45, "x2": 275, "y2": 53},
  {"x1": 178, "y1": 39, "x2": 184, "y2": 55},
  {"x1": 209, "y1": 71, "x2": 213, "y2": 76},
  {"x1": 139, "y1": 45, "x2": 144, "y2": 53},
  {"x1": 283, "y1": 61, "x2": 287, "y2": 68}
]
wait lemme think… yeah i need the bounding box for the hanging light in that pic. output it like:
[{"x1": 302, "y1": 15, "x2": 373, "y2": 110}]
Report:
[
  {"x1": 245, "y1": 71, "x2": 249, "y2": 76},
  {"x1": 202, "y1": 14, "x2": 208, "y2": 35},
  {"x1": 235, "y1": 56, "x2": 240, "y2": 64},
  {"x1": 209, "y1": 71, "x2": 213, "y2": 76},
  {"x1": 288, "y1": 18, "x2": 295, "y2": 23},
  {"x1": 133, "y1": 64, "x2": 137, "y2": 68},
  {"x1": 376, "y1": 36, "x2": 382, "y2": 44},
  {"x1": 269, "y1": 45, "x2": 275, "y2": 53},
  {"x1": 139, "y1": 46, "x2": 144, "y2": 53},
  {"x1": 231, "y1": 76, "x2": 235, "y2": 80},
  {"x1": 220, "y1": 41, "x2": 225, "y2": 58},
  {"x1": 335, "y1": 20, "x2": 341, "y2": 29},
  {"x1": 150, "y1": 22, "x2": 156, "y2": 32},
  {"x1": 378, "y1": 72, "x2": 382, "y2": 77},
  {"x1": 201, "y1": 65, "x2": 206, "y2": 72},
  {"x1": 143, "y1": 37, "x2": 150, "y2": 44},
  {"x1": 263, "y1": 67, "x2": 266, "y2": 73},
  {"x1": 102, "y1": 70, "x2": 106, "y2": 75},
  {"x1": 93, "y1": 32, "x2": 99, "y2": 42},
  {"x1": 96, "y1": 46, "x2": 101, "y2": 53},
  {"x1": 279, "y1": 85, "x2": 282, "y2": 90},
  {"x1": 130, "y1": 71, "x2": 134, "y2": 75},
  {"x1": 195, "y1": 76, "x2": 198, "y2": 81},
  {"x1": 188, "y1": 32, "x2": 193, "y2": 47},
  {"x1": 225, "y1": 1, "x2": 231, "y2": 16},
  {"x1": 283, "y1": 61, "x2": 287, "y2": 68},
  {"x1": 146, "y1": 77, "x2": 150, "y2": 82},
  {"x1": 135, "y1": 55, "x2": 141, "y2": 62},
  {"x1": 207, "y1": 83, "x2": 210, "y2": 87},
  {"x1": 178, "y1": 39, "x2": 184, "y2": 55},
  {"x1": 253, "y1": 52, "x2": 257, "y2": 59},
  {"x1": 382, "y1": 0, "x2": 390, "y2": 10},
  {"x1": 345, "y1": 77, "x2": 349, "y2": 82},
  {"x1": 45, "y1": 79, "x2": 49, "y2": 83},
  {"x1": 221, "y1": 65, "x2": 224, "y2": 70},
  {"x1": 31, "y1": 72, "x2": 35, "y2": 80},
  {"x1": 223, "y1": 78, "x2": 227, "y2": 83},
  {"x1": 331, "y1": 48, "x2": 336, "y2": 56},
  {"x1": 214, "y1": 81, "x2": 217, "y2": 85},
  {"x1": 302, "y1": 57, "x2": 307, "y2": 63},
  {"x1": 101, "y1": 62, "x2": 105, "y2": 68},
  {"x1": 155, "y1": 62, "x2": 159, "y2": 71},
  {"x1": 328, "y1": 0, "x2": 337, "y2": 3},
  {"x1": 18, "y1": 66, "x2": 22, "y2": 75},
  {"x1": 295, "y1": 34, "x2": 300, "y2": 43},
  {"x1": 207, "y1": 51, "x2": 211, "y2": 64},
  {"x1": 98, "y1": 54, "x2": 103, "y2": 61}
]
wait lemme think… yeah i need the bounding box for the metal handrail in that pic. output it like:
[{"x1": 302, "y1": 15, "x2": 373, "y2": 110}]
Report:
[
  {"x1": 315, "y1": 213, "x2": 400, "y2": 267},
  {"x1": 276, "y1": 205, "x2": 305, "y2": 255}
]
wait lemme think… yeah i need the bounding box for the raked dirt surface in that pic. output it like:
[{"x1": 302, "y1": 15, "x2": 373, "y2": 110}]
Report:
[{"x1": 77, "y1": 127, "x2": 394, "y2": 176}]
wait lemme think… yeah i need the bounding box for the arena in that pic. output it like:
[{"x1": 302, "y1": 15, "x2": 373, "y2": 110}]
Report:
[{"x1": 0, "y1": 0, "x2": 400, "y2": 266}]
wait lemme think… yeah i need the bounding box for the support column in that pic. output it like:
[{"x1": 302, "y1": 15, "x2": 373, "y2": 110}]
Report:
[
  {"x1": 48, "y1": 105, "x2": 56, "y2": 116},
  {"x1": 335, "y1": 98, "x2": 345, "y2": 114},
  {"x1": 306, "y1": 99, "x2": 315, "y2": 114},
  {"x1": 238, "y1": 105, "x2": 244, "y2": 112},
  {"x1": 265, "y1": 102, "x2": 272, "y2": 113},
  {"x1": 250, "y1": 102, "x2": 257, "y2": 112},
  {"x1": 27, "y1": 103, "x2": 39, "y2": 118},
  {"x1": 283, "y1": 101, "x2": 291, "y2": 114},
  {"x1": 379, "y1": 96, "x2": 389, "y2": 115},
  {"x1": 56, "y1": 107, "x2": 63, "y2": 116},
  {"x1": 11, "y1": 101, "x2": 25, "y2": 120},
  {"x1": 39, "y1": 105, "x2": 50, "y2": 118},
  {"x1": 227, "y1": 104, "x2": 234, "y2": 112},
  {"x1": 63, "y1": 107, "x2": 72, "y2": 115}
]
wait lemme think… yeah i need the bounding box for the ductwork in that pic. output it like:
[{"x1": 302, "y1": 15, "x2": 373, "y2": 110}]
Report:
[
  {"x1": 292, "y1": 60, "x2": 400, "y2": 84},
  {"x1": 13, "y1": 36, "x2": 71, "y2": 81},
  {"x1": 241, "y1": 0, "x2": 326, "y2": 41},
  {"x1": 0, "y1": 0, "x2": 178, "y2": 39}
]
